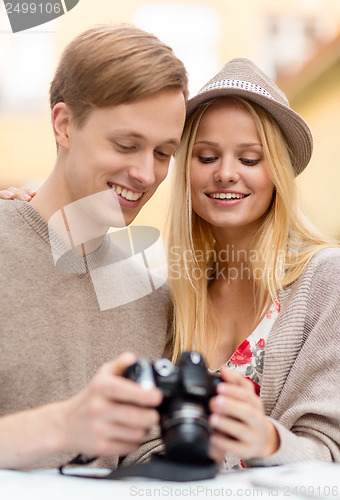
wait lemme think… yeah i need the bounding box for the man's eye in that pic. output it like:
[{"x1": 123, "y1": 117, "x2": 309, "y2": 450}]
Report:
[
  {"x1": 116, "y1": 143, "x2": 136, "y2": 152},
  {"x1": 198, "y1": 156, "x2": 218, "y2": 164},
  {"x1": 240, "y1": 158, "x2": 260, "y2": 166},
  {"x1": 155, "y1": 150, "x2": 171, "y2": 160}
]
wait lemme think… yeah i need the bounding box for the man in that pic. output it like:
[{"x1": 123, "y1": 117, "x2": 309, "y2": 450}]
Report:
[{"x1": 0, "y1": 24, "x2": 187, "y2": 469}]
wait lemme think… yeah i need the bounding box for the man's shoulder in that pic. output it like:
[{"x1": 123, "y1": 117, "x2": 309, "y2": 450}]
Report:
[
  {"x1": 0, "y1": 199, "x2": 36, "y2": 244},
  {"x1": 0, "y1": 198, "x2": 17, "y2": 213},
  {"x1": 0, "y1": 199, "x2": 21, "y2": 226}
]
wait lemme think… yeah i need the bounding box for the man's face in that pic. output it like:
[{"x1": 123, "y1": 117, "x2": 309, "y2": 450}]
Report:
[{"x1": 59, "y1": 90, "x2": 186, "y2": 227}]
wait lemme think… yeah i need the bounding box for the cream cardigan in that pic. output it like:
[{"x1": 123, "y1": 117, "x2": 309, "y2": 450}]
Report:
[
  {"x1": 124, "y1": 247, "x2": 340, "y2": 467},
  {"x1": 247, "y1": 246, "x2": 340, "y2": 466}
]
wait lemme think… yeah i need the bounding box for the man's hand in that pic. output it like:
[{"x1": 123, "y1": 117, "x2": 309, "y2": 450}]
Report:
[
  {"x1": 57, "y1": 352, "x2": 163, "y2": 457},
  {"x1": 0, "y1": 352, "x2": 163, "y2": 469}
]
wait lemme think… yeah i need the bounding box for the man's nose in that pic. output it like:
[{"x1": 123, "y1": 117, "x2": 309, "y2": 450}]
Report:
[{"x1": 128, "y1": 152, "x2": 156, "y2": 188}]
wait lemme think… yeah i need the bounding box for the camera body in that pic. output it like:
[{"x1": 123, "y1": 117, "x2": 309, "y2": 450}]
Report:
[{"x1": 124, "y1": 351, "x2": 220, "y2": 465}]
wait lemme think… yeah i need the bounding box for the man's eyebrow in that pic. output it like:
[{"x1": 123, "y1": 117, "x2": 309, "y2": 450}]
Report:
[
  {"x1": 164, "y1": 138, "x2": 180, "y2": 147},
  {"x1": 111, "y1": 130, "x2": 180, "y2": 147}
]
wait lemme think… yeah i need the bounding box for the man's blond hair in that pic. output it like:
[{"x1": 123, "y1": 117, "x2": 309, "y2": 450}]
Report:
[{"x1": 50, "y1": 24, "x2": 188, "y2": 126}]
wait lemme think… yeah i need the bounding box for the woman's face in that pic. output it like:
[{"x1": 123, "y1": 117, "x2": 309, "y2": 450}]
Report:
[{"x1": 190, "y1": 99, "x2": 275, "y2": 238}]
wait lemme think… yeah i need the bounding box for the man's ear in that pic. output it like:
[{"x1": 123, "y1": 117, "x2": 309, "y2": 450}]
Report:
[{"x1": 51, "y1": 103, "x2": 73, "y2": 149}]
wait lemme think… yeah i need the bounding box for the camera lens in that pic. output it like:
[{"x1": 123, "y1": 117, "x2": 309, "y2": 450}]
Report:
[{"x1": 160, "y1": 400, "x2": 212, "y2": 465}]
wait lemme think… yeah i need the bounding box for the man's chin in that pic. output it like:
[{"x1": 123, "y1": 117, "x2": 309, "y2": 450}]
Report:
[{"x1": 122, "y1": 212, "x2": 138, "y2": 227}]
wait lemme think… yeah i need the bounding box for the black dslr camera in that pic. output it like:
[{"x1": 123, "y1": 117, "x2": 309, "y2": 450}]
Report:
[
  {"x1": 60, "y1": 351, "x2": 220, "y2": 482},
  {"x1": 124, "y1": 351, "x2": 220, "y2": 466}
]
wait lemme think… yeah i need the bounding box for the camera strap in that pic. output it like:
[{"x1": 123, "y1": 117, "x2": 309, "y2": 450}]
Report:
[{"x1": 59, "y1": 454, "x2": 218, "y2": 482}]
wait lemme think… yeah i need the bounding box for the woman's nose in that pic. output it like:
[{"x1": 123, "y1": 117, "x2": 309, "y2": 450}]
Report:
[{"x1": 213, "y1": 156, "x2": 240, "y2": 184}]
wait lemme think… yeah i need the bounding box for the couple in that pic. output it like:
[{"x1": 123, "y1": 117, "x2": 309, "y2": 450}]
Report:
[{"x1": 0, "y1": 24, "x2": 339, "y2": 471}]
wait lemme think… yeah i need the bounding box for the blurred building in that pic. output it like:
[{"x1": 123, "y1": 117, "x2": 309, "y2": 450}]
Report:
[
  {"x1": 279, "y1": 32, "x2": 340, "y2": 239},
  {"x1": 0, "y1": 0, "x2": 340, "y2": 237}
]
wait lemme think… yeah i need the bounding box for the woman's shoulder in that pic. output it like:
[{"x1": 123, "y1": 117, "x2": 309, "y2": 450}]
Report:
[
  {"x1": 300, "y1": 246, "x2": 340, "y2": 300},
  {"x1": 308, "y1": 246, "x2": 340, "y2": 272},
  {"x1": 282, "y1": 246, "x2": 340, "y2": 302}
]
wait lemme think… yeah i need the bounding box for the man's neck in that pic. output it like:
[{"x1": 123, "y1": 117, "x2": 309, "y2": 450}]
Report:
[{"x1": 30, "y1": 170, "x2": 109, "y2": 257}]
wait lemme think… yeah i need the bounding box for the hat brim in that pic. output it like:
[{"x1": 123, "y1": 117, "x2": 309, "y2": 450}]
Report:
[{"x1": 186, "y1": 88, "x2": 313, "y2": 176}]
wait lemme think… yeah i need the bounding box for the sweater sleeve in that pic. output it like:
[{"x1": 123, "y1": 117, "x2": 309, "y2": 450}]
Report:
[{"x1": 246, "y1": 248, "x2": 340, "y2": 467}]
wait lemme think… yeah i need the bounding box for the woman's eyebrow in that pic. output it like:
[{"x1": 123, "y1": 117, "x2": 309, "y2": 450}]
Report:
[
  {"x1": 194, "y1": 140, "x2": 219, "y2": 146},
  {"x1": 238, "y1": 143, "x2": 262, "y2": 148}
]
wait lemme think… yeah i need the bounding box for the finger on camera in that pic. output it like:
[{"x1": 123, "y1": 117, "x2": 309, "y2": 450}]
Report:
[
  {"x1": 219, "y1": 367, "x2": 255, "y2": 388},
  {"x1": 216, "y1": 383, "x2": 259, "y2": 406},
  {"x1": 210, "y1": 395, "x2": 259, "y2": 425},
  {"x1": 209, "y1": 411, "x2": 249, "y2": 439},
  {"x1": 101, "y1": 353, "x2": 162, "y2": 401},
  {"x1": 109, "y1": 403, "x2": 160, "y2": 429},
  {"x1": 97, "y1": 420, "x2": 149, "y2": 443},
  {"x1": 102, "y1": 352, "x2": 138, "y2": 376},
  {"x1": 90, "y1": 373, "x2": 162, "y2": 408}
]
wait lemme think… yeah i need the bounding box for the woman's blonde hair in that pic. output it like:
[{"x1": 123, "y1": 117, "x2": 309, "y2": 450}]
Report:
[
  {"x1": 166, "y1": 96, "x2": 336, "y2": 363},
  {"x1": 50, "y1": 24, "x2": 188, "y2": 127}
]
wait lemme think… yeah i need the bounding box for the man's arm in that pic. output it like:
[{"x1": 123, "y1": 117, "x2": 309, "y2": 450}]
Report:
[{"x1": 0, "y1": 352, "x2": 162, "y2": 469}]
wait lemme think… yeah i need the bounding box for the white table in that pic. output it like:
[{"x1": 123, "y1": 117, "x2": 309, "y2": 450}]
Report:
[{"x1": 0, "y1": 460, "x2": 339, "y2": 499}]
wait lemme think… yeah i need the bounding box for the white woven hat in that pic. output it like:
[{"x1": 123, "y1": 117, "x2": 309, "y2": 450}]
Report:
[{"x1": 186, "y1": 58, "x2": 313, "y2": 175}]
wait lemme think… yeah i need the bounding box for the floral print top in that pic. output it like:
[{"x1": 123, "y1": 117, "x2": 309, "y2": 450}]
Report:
[{"x1": 209, "y1": 298, "x2": 280, "y2": 470}]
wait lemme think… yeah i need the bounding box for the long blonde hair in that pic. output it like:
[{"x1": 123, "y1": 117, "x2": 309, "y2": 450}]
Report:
[{"x1": 166, "y1": 96, "x2": 336, "y2": 363}]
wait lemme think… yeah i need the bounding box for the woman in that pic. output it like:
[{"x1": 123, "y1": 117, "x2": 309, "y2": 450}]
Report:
[
  {"x1": 2, "y1": 58, "x2": 340, "y2": 470},
  {"x1": 166, "y1": 58, "x2": 340, "y2": 468}
]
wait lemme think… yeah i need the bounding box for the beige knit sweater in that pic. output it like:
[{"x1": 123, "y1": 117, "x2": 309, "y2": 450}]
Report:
[{"x1": 0, "y1": 199, "x2": 172, "y2": 469}]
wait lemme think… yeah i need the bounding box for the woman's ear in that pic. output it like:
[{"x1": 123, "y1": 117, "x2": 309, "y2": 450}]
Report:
[{"x1": 51, "y1": 103, "x2": 72, "y2": 150}]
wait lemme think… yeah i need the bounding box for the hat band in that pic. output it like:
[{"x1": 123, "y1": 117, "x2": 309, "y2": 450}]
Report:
[{"x1": 201, "y1": 79, "x2": 274, "y2": 100}]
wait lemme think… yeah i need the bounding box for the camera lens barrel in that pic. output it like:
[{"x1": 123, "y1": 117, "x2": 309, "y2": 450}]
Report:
[{"x1": 124, "y1": 351, "x2": 220, "y2": 465}]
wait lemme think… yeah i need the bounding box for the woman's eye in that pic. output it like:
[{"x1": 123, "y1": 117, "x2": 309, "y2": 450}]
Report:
[
  {"x1": 198, "y1": 156, "x2": 218, "y2": 164},
  {"x1": 240, "y1": 158, "x2": 260, "y2": 166}
]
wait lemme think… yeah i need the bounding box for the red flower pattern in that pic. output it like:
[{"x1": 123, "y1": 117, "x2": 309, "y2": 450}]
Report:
[
  {"x1": 221, "y1": 299, "x2": 280, "y2": 471},
  {"x1": 246, "y1": 377, "x2": 261, "y2": 396},
  {"x1": 256, "y1": 338, "x2": 265, "y2": 348},
  {"x1": 266, "y1": 298, "x2": 281, "y2": 319},
  {"x1": 229, "y1": 339, "x2": 253, "y2": 366}
]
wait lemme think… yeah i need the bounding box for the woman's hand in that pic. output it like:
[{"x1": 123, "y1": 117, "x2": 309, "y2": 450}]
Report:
[
  {"x1": 209, "y1": 367, "x2": 280, "y2": 464},
  {"x1": 0, "y1": 186, "x2": 36, "y2": 201}
]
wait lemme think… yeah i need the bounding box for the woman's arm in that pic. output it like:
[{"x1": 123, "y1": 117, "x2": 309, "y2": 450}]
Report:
[
  {"x1": 245, "y1": 248, "x2": 340, "y2": 466},
  {"x1": 209, "y1": 248, "x2": 340, "y2": 467}
]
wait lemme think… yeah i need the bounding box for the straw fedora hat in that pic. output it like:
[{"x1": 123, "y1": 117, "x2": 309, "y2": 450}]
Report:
[{"x1": 186, "y1": 58, "x2": 313, "y2": 175}]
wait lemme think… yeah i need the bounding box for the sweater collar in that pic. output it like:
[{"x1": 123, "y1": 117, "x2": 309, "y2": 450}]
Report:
[{"x1": 13, "y1": 199, "x2": 111, "y2": 274}]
